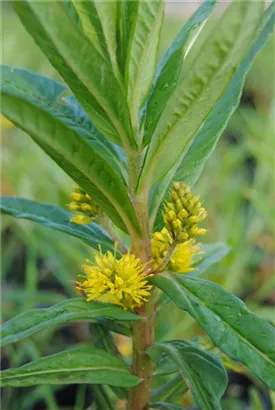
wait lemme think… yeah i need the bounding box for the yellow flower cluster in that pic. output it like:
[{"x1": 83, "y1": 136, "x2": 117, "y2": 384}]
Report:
[
  {"x1": 68, "y1": 185, "x2": 101, "y2": 225},
  {"x1": 151, "y1": 228, "x2": 202, "y2": 272},
  {"x1": 163, "y1": 182, "x2": 207, "y2": 241},
  {"x1": 76, "y1": 249, "x2": 152, "y2": 310}
]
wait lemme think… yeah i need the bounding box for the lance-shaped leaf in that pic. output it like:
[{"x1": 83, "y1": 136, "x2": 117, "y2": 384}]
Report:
[
  {"x1": 0, "y1": 298, "x2": 139, "y2": 347},
  {"x1": 1, "y1": 65, "x2": 140, "y2": 234},
  {"x1": 0, "y1": 197, "x2": 116, "y2": 253},
  {"x1": 143, "y1": 0, "x2": 216, "y2": 146},
  {"x1": 149, "y1": 1, "x2": 274, "y2": 227},
  {"x1": 13, "y1": 1, "x2": 135, "y2": 147},
  {"x1": 0, "y1": 346, "x2": 140, "y2": 387},
  {"x1": 148, "y1": 340, "x2": 227, "y2": 410},
  {"x1": 151, "y1": 274, "x2": 275, "y2": 389},
  {"x1": 125, "y1": 0, "x2": 164, "y2": 132},
  {"x1": 63, "y1": 1, "x2": 121, "y2": 82},
  {"x1": 174, "y1": 1, "x2": 275, "y2": 185},
  {"x1": 137, "y1": 0, "x2": 264, "y2": 192}
]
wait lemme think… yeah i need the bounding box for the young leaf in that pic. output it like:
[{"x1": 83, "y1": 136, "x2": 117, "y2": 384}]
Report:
[
  {"x1": 151, "y1": 274, "x2": 275, "y2": 389},
  {"x1": 137, "y1": 0, "x2": 264, "y2": 192},
  {"x1": 125, "y1": 0, "x2": 164, "y2": 134},
  {"x1": 149, "y1": 0, "x2": 275, "y2": 227},
  {"x1": 0, "y1": 298, "x2": 139, "y2": 347},
  {"x1": 148, "y1": 340, "x2": 227, "y2": 410},
  {"x1": 174, "y1": 1, "x2": 275, "y2": 185},
  {"x1": 13, "y1": 1, "x2": 135, "y2": 148},
  {"x1": 143, "y1": 0, "x2": 216, "y2": 146},
  {"x1": 1, "y1": 65, "x2": 140, "y2": 234},
  {"x1": 0, "y1": 197, "x2": 116, "y2": 253},
  {"x1": 0, "y1": 346, "x2": 140, "y2": 388}
]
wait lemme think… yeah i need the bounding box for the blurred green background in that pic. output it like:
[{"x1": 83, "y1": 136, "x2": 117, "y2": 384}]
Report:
[{"x1": 1, "y1": 2, "x2": 275, "y2": 410}]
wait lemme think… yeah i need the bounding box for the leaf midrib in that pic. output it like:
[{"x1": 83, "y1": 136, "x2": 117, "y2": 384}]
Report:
[{"x1": 3, "y1": 88, "x2": 136, "y2": 233}]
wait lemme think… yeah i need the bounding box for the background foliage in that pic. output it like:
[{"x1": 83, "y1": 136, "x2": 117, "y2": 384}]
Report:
[{"x1": 1, "y1": 2, "x2": 275, "y2": 409}]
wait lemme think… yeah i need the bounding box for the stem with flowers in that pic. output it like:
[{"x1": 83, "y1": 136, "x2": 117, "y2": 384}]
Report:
[{"x1": 1, "y1": 1, "x2": 274, "y2": 409}]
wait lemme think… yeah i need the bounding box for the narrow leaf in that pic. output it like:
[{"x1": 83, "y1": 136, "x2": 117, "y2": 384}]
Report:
[
  {"x1": 13, "y1": 1, "x2": 135, "y2": 147},
  {"x1": 0, "y1": 197, "x2": 116, "y2": 253},
  {"x1": 1, "y1": 65, "x2": 139, "y2": 234},
  {"x1": 174, "y1": 1, "x2": 275, "y2": 185},
  {"x1": 0, "y1": 346, "x2": 140, "y2": 387},
  {"x1": 143, "y1": 0, "x2": 216, "y2": 146},
  {"x1": 125, "y1": 0, "x2": 164, "y2": 132},
  {"x1": 138, "y1": 0, "x2": 264, "y2": 191},
  {"x1": 0, "y1": 298, "x2": 139, "y2": 347},
  {"x1": 151, "y1": 274, "x2": 275, "y2": 389},
  {"x1": 149, "y1": 0, "x2": 274, "y2": 226},
  {"x1": 149, "y1": 340, "x2": 227, "y2": 410}
]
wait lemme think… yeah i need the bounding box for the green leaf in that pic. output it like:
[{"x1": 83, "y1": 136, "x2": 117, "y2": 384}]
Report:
[
  {"x1": 143, "y1": 0, "x2": 216, "y2": 146},
  {"x1": 0, "y1": 197, "x2": 116, "y2": 253},
  {"x1": 149, "y1": 0, "x2": 274, "y2": 227},
  {"x1": 64, "y1": 1, "x2": 121, "y2": 81},
  {"x1": 137, "y1": 0, "x2": 264, "y2": 192},
  {"x1": 193, "y1": 242, "x2": 231, "y2": 275},
  {"x1": 174, "y1": 1, "x2": 275, "y2": 185},
  {"x1": 125, "y1": 0, "x2": 164, "y2": 133},
  {"x1": 0, "y1": 298, "x2": 139, "y2": 347},
  {"x1": 0, "y1": 346, "x2": 140, "y2": 387},
  {"x1": 1, "y1": 65, "x2": 140, "y2": 234},
  {"x1": 150, "y1": 402, "x2": 184, "y2": 410},
  {"x1": 151, "y1": 274, "x2": 275, "y2": 389},
  {"x1": 13, "y1": 1, "x2": 135, "y2": 148},
  {"x1": 149, "y1": 340, "x2": 227, "y2": 410},
  {"x1": 152, "y1": 374, "x2": 187, "y2": 403}
]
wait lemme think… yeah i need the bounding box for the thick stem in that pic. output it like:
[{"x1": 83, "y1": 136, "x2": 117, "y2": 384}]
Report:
[{"x1": 128, "y1": 296, "x2": 155, "y2": 410}]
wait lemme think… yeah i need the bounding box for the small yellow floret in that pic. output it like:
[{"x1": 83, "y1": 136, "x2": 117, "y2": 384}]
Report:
[
  {"x1": 76, "y1": 250, "x2": 152, "y2": 310},
  {"x1": 70, "y1": 215, "x2": 93, "y2": 225}
]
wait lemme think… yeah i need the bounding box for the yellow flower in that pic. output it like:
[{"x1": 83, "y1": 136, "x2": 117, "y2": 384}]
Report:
[
  {"x1": 76, "y1": 249, "x2": 152, "y2": 310},
  {"x1": 151, "y1": 228, "x2": 203, "y2": 273},
  {"x1": 169, "y1": 240, "x2": 203, "y2": 273},
  {"x1": 163, "y1": 181, "x2": 207, "y2": 241}
]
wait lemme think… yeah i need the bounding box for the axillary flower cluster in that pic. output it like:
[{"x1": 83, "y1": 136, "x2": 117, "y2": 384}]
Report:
[
  {"x1": 71, "y1": 182, "x2": 207, "y2": 310},
  {"x1": 68, "y1": 185, "x2": 101, "y2": 225}
]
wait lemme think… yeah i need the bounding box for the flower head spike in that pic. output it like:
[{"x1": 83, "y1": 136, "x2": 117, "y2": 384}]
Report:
[
  {"x1": 68, "y1": 185, "x2": 101, "y2": 225},
  {"x1": 76, "y1": 249, "x2": 152, "y2": 310},
  {"x1": 163, "y1": 182, "x2": 207, "y2": 242}
]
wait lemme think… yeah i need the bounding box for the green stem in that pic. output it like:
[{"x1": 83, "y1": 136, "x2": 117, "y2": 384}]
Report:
[{"x1": 126, "y1": 157, "x2": 155, "y2": 409}]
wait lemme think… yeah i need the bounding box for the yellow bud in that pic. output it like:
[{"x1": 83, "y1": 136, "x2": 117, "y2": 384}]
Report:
[
  {"x1": 68, "y1": 202, "x2": 79, "y2": 211},
  {"x1": 188, "y1": 215, "x2": 200, "y2": 224},
  {"x1": 167, "y1": 210, "x2": 177, "y2": 221},
  {"x1": 85, "y1": 193, "x2": 92, "y2": 201},
  {"x1": 176, "y1": 199, "x2": 183, "y2": 211},
  {"x1": 190, "y1": 226, "x2": 206, "y2": 236},
  {"x1": 173, "y1": 182, "x2": 181, "y2": 191},
  {"x1": 81, "y1": 203, "x2": 92, "y2": 212},
  {"x1": 71, "y1": 193, "x2": 83, "y2": 202},
  {"x1": 178, "y1": 232, "x2": 189, "y2": 242},
  {"x1": 178, "y1": 209, "x2": 188, "y2": 219},
  {"x1": 70, "y1": 215, "x2": 93, "y2": 225},
  {"x1": 172, "y1": 219, "x2": 182, "y2": 230}
]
